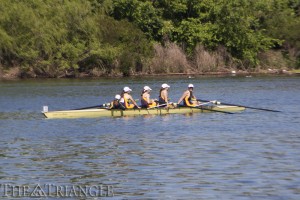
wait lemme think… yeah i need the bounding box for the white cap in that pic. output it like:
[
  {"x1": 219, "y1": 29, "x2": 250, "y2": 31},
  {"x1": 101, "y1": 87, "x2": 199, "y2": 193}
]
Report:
[
  {"x1": 144, "y1": 86, "x2": 152, "y2": 91},
  {"x1": 188, "y1": 84, "x2": 194, "y2": 88},
  {"x1": 115, "y1": 94, "x2": 121, "y2": 100},
  {"x1": 123, "y1": 86, "x2": 132, "y2": 92},
  {"x1": 161, "y1": 83, "x2": 170, "y2": 88}
]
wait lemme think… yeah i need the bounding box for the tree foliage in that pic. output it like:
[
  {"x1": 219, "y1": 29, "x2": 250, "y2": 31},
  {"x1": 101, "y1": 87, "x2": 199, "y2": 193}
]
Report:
[
  {"x1": 0, "y1": 0, "x2": 151, "y2": 76},
  {"x1": 0, "y1": 0, "x2": 299, "y2": 77},
  {"x1": 111, "y1": 0, "x2": 299, "y2": 66}
]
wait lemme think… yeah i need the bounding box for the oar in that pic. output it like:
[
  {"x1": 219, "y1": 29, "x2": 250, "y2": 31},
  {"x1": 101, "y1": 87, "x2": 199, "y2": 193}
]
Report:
[
  {"x1": 73, "y1": 99, "x2": 139, "y2": 110},
  {"x1": 192, "y1": 105, "x2": 235, "y2": 114},
  {"x1": 147, "y1": 104, "x2": 167, "y2": 109},
  {"x1": 73, "y1": 104, "x2": 109, "y2": 110},
  {"x1": 197, "y1": 99, "x2": 281, "y2": 112},
  {"x1": 198, "y1": 102, "x2": 211, "y2": 106},
  {"x1": 177, "y1": 104, "x2": 234, "y2": 114}
]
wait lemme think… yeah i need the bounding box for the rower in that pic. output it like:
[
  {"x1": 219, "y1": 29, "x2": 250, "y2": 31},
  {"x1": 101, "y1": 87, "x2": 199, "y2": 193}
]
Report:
[
  {"x1": 141, "y1": 86, "x2": 157, "y2": 108},
  {"x1": 177, "y1": 84, "x2": 199, "y2": 107},
  {"x1": 120, "y1": 87, "x2": 141, "y2": 109},
  {"x1": 110, "y1": 94, "x2": 122, "y2": 109},
  {"x1": 158, "y1": 83, "x2": 170, "y2": 106}
]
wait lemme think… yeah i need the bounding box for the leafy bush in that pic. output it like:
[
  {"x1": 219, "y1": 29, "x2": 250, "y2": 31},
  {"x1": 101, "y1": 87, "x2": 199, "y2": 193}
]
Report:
[{"x1": 0, "y1": 0, "x2": 299, "y2": 77}]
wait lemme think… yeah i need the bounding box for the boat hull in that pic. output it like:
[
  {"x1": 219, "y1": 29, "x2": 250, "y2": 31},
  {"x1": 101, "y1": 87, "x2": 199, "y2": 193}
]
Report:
[{"x1": 43, "y1": 106, "x2": 245, "y2": 119}]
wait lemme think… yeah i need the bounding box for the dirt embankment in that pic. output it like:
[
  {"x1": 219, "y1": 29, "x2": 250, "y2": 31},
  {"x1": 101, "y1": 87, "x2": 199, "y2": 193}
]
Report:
[{"x1": 0, "y1": 67, "x2": 22, "y2": 80}]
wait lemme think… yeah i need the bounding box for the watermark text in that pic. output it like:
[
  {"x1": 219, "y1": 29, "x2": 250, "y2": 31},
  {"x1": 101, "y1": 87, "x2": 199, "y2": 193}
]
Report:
[{"x1": 0, "y1": 184, "x2": 114, "y2": 198}]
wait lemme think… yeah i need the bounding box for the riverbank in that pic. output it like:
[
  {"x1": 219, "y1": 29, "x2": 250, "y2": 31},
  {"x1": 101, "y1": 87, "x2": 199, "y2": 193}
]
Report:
[{"x1": 0, "y1": 66, "x2": 299, "y2": 80}]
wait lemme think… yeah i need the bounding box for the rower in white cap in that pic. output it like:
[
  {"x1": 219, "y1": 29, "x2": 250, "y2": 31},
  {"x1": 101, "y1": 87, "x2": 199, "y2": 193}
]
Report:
[
  {"x1": 120, "y1": 86, "x2": 140, "y2": 109},
  {"x1": 158, "y1": 83, "x2": 170, "y2": 106},
  {"x1": 141, "y1": 86, "x2": 157, "y2": 108},
  {"x1": 177, "y1": 84, "x2": 199, "y2": 107},
  {"x1": 110, "y1": 94, "x2": 121, "y2": 109}
]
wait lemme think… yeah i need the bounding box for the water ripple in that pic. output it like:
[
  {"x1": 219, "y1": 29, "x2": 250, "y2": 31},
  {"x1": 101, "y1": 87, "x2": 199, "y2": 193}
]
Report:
[{"x1": 0, "y1": 76, "x2": 300, "y2": 199}]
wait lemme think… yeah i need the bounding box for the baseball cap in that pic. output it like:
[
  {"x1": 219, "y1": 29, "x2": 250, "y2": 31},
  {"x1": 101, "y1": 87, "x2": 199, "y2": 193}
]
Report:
[
  {"x1": 144, "y1": 86, "x2": 152, "y2": 91},
  {"x1": 161, "y1": 83, "x2": 170, "y2": 88},
  {"x1": 123, "y1": 86, "x2": 132, "y2": 92},
  {"x1": 115, "y1": 94, "x2": 121, "y2": 100}
]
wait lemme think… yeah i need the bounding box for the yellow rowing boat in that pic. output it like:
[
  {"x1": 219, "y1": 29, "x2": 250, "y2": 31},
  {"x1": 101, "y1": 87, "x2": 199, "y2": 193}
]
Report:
[{"x1": 43, "y1": 105, "x2": 245, "y2": 119}]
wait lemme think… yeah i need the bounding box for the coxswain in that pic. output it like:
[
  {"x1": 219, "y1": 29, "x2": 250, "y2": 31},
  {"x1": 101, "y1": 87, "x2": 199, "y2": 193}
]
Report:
[
  {"x1": 158, "y1": 83, "x2": 170, "y2": 106},
  {"x1": 141, "y1": 86, "x2": 157, "y2": 108},
  {"x1": 177, "y1": 84, "x2": 199, "y2": 107},
  {"x1": 120, "y1": 87, "x2": 141, "y2": 109},
  {"x1": 110, "y1": 94, "x2": 121, "y2": 109}
]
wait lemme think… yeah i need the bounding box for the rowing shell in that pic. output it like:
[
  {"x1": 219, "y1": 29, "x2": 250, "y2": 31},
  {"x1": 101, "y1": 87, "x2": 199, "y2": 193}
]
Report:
[{"x1": 43, "y1": 105, "x2": 245, "y2": 119}]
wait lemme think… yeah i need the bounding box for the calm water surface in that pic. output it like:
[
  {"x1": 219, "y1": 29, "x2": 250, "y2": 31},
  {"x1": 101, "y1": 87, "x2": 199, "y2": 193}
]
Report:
[{"x1": 0, "y1": 76, "x2": 300, "y2": 199}]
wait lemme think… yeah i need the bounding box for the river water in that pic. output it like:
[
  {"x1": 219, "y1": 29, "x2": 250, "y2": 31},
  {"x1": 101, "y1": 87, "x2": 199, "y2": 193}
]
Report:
[{"x1": 0, "y1": 75, "x2": 299, "y2": 199}]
